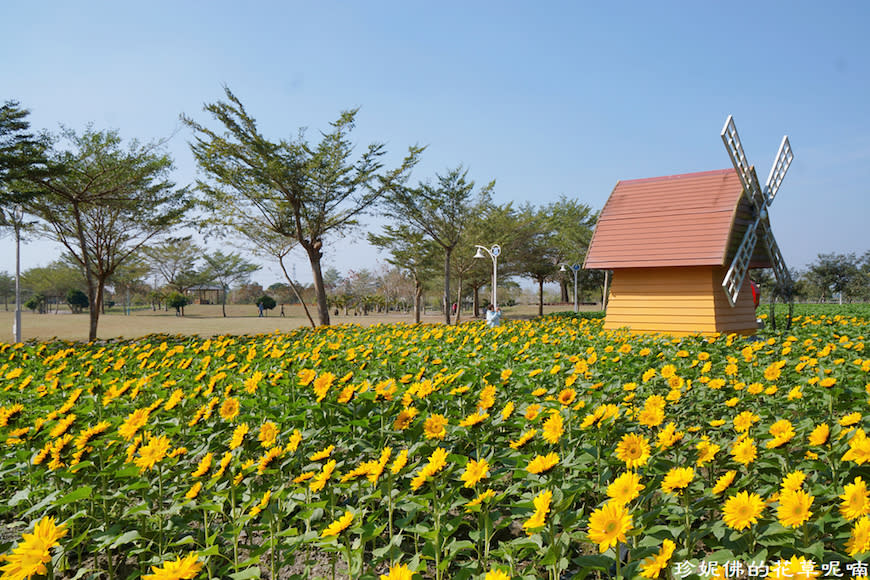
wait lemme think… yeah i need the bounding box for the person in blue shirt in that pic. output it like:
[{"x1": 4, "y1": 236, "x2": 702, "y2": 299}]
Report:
[{"x1": 485, "y1": 304, "x2": 502, "y2": 328}]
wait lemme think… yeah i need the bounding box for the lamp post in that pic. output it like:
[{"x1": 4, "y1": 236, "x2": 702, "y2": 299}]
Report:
[
  {"x1": 13, "y1": 205, "x2": 23, "y2": 343},
  {"x1": 560, "y1": 263, "x2": 581, "y2": 312},
  {"x1": 473, "y1": 244, "x2": 500, "y2": 308}
]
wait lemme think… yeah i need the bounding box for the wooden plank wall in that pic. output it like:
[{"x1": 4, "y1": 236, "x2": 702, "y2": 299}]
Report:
[{"x1": 603, "y1": 266, "x2": 758, "y2": 336}]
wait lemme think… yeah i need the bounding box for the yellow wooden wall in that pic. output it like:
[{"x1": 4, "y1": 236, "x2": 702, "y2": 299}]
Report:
[{"x1": 603, "y1": 266, "x2": 758, "y2": 336}]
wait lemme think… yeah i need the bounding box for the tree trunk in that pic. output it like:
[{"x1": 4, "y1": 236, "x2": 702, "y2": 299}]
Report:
[
  {"x1": 221, "y1": 286, "x2": 227, "y2": 317},
  {"x1": 538, "y1": 278, "x2": 545, "y2": 317},
  {"x1": 414, "y1": 280, "x2": 422, "y2": 324},
  {"x1": 88, "y1": 279, "x2": 105, "y2": 341},
  {"x1": 455, "y1": 277, "x2": 463, "y2": 324},
  {"x1": 443, "y1": 247, "x2": 452, "y2": 325},
  {"x1": 561, "y1": 279, "x2": 569, "y2": 303},
  {"x1": 278, "y1": 254, "x2": 316, "y2": 328},
  {"x1": 306, "y1": 243, "x2": 331, "y2": 326}
]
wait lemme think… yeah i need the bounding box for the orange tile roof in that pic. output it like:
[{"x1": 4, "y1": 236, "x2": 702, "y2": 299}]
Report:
[{"x1": 584, "y1": 168, "x2": 771, "y2": 270}]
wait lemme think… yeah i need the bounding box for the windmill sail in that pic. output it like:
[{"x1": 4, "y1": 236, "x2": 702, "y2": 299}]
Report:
[{"x1": 720, "y1": 116, "x2": 792, "y2": 306}]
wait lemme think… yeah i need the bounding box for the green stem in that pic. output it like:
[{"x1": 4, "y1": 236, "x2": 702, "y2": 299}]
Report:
[
  {"x1": 683, "y1": 491, "x2": 692, "y2": 557},
  {"x1": 433, "y1": 481, "x2": 442, "y2": 580},
  {"x1": 615, "y1": 541, "x2": 622, "y2": 579},
  {"x1": 157, "y1": 464, "x2": 165, "y2": 557}
]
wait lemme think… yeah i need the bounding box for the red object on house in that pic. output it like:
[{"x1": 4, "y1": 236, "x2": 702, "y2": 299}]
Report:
[{"x1": 750, "y1": 280, "x2": 759, "y2": 309}]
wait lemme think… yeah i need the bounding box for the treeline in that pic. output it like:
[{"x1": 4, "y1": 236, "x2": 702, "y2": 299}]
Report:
[
  {"x1": 1, "y1": 94, "x2": 600, "y2": 339},
  {"x1": 3, "y1": 95, "x2": 867, "y2": 340},
  {"x1": 754, "y1": 251, "x2": 870, "y2": 304}
]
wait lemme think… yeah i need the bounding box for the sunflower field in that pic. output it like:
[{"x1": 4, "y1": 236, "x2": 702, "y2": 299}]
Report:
[{"x1": 1, "y1": 307, "x2": 870, "y2": 580}]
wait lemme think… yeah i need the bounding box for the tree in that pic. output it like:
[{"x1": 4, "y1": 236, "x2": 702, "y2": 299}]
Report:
[
  {"x1": 25, "y1": 128, "x2": 191, "y2": 340},
  {"x1": 144, "y1": 237, "x2": 204, "y2": 294},
  {"x1": 1, "y1": 100, "x2": 52, "y2": 223},
  {"x1": 806, "y1": 253, "x2": 860, "y2": 304},
  {"x1": 231, "y1": 282, "x2": 264, "y2": 305},
  {"x1": 542, "y1": 196, "x2": 598, "y2": 302},
  {"x1": 202, "y1": 250, "x2": 260, "y2": 317},
  {"x1": 109, "y1": 254, "x2": 151, "y2": 315},
  {"x1": 368, "y1": 225, "x2": 439, "y2": 323},
  {"x1": 66, "y1": 289, "x2": 89, "y2": 313},
  {"x1": 0, "y1": 272, "x2": 13, "y2": 311},
  {"x1": 166, "y1": 291, "x2": 189, "y2": 316},
  {"x1": 507, "y1": 204, "x2": 562, "y2": 317},
  {"x1": 21, "y1": 259, "x2": 85, "y2": 313},
  {"x1": 384, "y1": 166, "x2": 494, "y2": 324},
  {"x1": 182, "y1": 87, "x2": 423, "y2": 326},
  {"x1": 25, "y1": 293, "x2": 45, "y2": 313},
  {"x1": 240, "y1": 227, "x2": 316, "y2": 326},
  {"x1": 256, "y1": 295, "x2": 276, "y2": 316}
]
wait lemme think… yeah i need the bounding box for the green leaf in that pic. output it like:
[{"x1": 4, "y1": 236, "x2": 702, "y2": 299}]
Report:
[
  {"x1": 8, "y1": 489, "x2": 29, "y2": 507},
  {"x1": 57, "y1": 485, "x2": 92, "y2": 505},
  {"x1": 228, "y1": 567, "x2": 262, "y2": 579},
  {"x1": 572, "y1": 554, "x2": 612, "y2": 571},
  {"x1": 109, "y1": 530, "x2": 142, "y2": 549}
]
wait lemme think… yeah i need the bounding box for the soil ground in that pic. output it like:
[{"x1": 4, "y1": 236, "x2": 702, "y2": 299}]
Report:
[{"x1": 0, "y1": 302, "x2": 601, "y2": 342}]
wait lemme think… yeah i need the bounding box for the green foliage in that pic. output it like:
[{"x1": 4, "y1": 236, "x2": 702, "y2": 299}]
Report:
[
  {"x1": 256, "y1": 295, "x2": 276, "y2": 311},
  {"x1": 166, "y1": 291, "x2": 190, "y2": 314},
  {"x1": 1, "y1": 309, "x2": 868, "y2": 577},
  {"x1": 24, "y1": 127, "x2": 192, "y2": 340},
  {"x1": 0, "y1": 100, "x2": 52, "y2": 217},
  {"x1": 24, "y1": 292, "x2": 45, "y2": 312},
  {"x1": 182, "y1": 86, "x2": 424, "y2": 326},
  {"x1": 383, "y1": 165, "x2": 494, "y2": 324},
  {"x1": 66, "y1": 288, "x2": 89, "y2": 313}
]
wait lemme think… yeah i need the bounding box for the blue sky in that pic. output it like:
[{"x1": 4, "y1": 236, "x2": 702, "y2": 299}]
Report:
[{"x1": 3, "y1": 1, "x2": 869, "y2": 286}]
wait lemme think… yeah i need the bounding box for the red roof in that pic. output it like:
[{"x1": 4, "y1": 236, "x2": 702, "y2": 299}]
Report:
[{"x1": 584, "y1": 168, "x2": 771, "y2": 270}]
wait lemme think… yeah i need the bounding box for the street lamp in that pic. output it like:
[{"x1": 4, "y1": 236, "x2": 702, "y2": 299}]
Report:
[
  {"x1": 12, "y1": 205, "x2": 23, "y2": 343},
  {"x1": 473, "y1": 244, "x2": 501, "y2": 308},
  {"x1": 560, "y1": 263, "x2": 582, "y2": 312}
]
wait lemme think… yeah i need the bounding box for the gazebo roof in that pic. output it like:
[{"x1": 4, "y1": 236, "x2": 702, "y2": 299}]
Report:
[{"x1": 584, "y1": 168, "x2": 771, "y2": 270}]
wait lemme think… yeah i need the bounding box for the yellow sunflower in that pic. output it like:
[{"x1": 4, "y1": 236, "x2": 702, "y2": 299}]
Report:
[
  {"x1": 607, "y1": 471, "x2": 645, "y2": 505},
  {"x1": 722, "y1": 490, "x2": 765, "y2": 531},
  {"x1": 0, "y1": 516, "x2": 69, "y2": 580},
  {"x1": 639, "y1": 538, "x2": 676, "y2": 579},
  {"x1": 587, "y1": 501, "x2": 633, "y2": 553},
  {"x1": 142, "y1": 553, "x2": 202, "y2": 580},
  {"x1": 525, "y1": 452, "x2": 559, "y2": 475},
  {"x1": 321, "y1": 510, "x2": 354, "y2": 538},
  {"x1": 661, "y1": 467, "x2": 694, "y2": 495},
  {"x1": 847, "y1": 516, "x2": 870, "y2": 557},
  {"x1": 840, "y1": 476, "x2": 870, "y2": 521},
  {"x1": 461, "y1": 458, "x2": 490, "y2": 488},
  {"x1": 615, "y1": 433, "x2": 651, "y2": 469},
  {"x1": 423, "y1": 414, "x2": 448, "y2": 440},
  {"x1": 777, "y1": 489, "x2": 814, "y2": 528}
]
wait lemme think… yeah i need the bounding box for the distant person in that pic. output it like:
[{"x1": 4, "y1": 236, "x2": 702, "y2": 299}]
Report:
[
  {"x1": 750, "y1": 280, "x2": 760, "y2": 309},
  {"x1": 280, "y1": 304, "x2": 286, "y2": 317},
  {"x1": 485, "y1": 304, "x2": 502, "y2": 328},
  {"x1": 257, "y1": 302, "x2": 264, "y2": 317}
]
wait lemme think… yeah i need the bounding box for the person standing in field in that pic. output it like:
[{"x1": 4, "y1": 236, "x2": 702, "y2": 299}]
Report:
[{"x1": 485, "y1": 304, "x2": 502, "y2": 328}]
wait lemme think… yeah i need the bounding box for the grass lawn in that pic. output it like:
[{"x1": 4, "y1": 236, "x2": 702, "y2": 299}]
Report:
[{"x1": 0, "y1": 302, "x2": 594, "y2": 342}]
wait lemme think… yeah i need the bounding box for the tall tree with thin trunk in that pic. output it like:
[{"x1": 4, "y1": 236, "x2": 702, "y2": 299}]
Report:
[
  {"x1": 25, "y1": 128, "x2": 190, "y2": 340},
  {"x1": 202, "y1": 250, "x2": 261, "y2": 317},
  {"x1": 369, "y1": 225, "x2": 439, "y2": 323},
  {"x1": 144, "y1": 237, "x2": 205, "y2": 294},
  {"x1": 1, "y1": 100, "x2": 53, "y2": 223},
  {"x1": 384, "y1": 166, "x2": 493, "y2": 324},
  {"x1": 182, "y1": 87, "x2": 423, "y2": 326}
]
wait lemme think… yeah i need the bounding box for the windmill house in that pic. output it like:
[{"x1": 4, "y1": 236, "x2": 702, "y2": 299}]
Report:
[{"x1": 583, "y1": 116, "x2": 793, "y2": 336}]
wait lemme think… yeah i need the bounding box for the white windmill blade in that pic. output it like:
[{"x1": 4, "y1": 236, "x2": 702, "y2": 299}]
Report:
[
  {"x1": 764, "y1": 135, "x2": 793, "y2": 206},
  {"x1": 722, "y1": 219, "x2": 759, "y2": 307},
  {"x1": 757, "y1": 219, "x2": 793, "y2": 288},
  {"x1": 721, "y1": 116, "x2": 765, "y2": 209}
]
